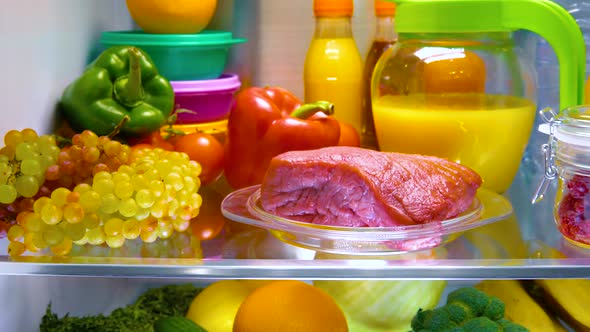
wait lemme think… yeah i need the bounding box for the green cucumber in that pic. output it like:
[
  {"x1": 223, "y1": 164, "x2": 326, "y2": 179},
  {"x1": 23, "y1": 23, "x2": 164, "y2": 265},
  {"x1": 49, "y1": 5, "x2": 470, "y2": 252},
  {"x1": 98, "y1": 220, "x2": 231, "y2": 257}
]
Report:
[{"x1": 153, "y1": 316, "x2": 207, "y2": 332}]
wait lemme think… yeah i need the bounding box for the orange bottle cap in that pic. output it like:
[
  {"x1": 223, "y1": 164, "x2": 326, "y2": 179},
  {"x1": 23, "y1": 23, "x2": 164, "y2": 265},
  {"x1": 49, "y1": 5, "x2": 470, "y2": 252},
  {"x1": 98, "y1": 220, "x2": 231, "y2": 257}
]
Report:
[
  {"x1": 375, "y1": 0, "x2": 396, "y2": 17},
  {"x1": 314, "y1": 0, "x2": 354, "y2": 17}
]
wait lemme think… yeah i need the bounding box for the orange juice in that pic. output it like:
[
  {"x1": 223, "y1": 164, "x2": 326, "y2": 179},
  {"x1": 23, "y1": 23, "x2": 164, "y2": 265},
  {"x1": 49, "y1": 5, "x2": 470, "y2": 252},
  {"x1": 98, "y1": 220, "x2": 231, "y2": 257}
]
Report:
[
  {"x1": 372, "y1": 94, "x2": 535, "y2": 193},
  {"x1": 304, "y1": 38, "x2": 363, "y2": 132}
]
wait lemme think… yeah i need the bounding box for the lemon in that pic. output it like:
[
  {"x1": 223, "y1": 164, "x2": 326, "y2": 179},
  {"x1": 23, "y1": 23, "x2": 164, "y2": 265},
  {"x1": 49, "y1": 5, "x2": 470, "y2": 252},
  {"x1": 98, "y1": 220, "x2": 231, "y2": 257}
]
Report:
[{"x1": 186, "y1": 280, "x2": 252, "y2": 332}]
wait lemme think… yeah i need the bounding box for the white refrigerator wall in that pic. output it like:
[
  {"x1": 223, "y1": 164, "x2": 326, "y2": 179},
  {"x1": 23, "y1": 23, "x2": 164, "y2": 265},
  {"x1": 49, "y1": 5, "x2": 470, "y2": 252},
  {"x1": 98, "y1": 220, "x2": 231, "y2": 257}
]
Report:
[{"x1": 0, "y1": 1, "x2": 376, "y2": 331}]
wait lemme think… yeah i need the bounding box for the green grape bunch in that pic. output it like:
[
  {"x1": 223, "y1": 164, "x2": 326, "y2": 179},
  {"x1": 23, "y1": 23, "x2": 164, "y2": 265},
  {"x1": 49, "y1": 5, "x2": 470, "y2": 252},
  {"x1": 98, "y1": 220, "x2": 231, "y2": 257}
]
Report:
[{"x1": 0, "y1": 129, "x2": 60, "y2": 204}]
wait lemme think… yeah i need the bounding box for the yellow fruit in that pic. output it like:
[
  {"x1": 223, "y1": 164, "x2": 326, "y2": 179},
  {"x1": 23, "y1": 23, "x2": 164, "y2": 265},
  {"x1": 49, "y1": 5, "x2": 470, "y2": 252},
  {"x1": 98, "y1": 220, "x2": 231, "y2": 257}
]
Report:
[
  {"x1": 125, "y1": 0, "x2": 217, "y2": 34},
  {"x1": 475, "y1": 280, "x2": 557, "y2": 332},
  {"x1": 233, "y1": 280, "x2": 348, "y2": 332},
  {"x1": 185, "y1": 280, "x2": 252, "y2": 332}
]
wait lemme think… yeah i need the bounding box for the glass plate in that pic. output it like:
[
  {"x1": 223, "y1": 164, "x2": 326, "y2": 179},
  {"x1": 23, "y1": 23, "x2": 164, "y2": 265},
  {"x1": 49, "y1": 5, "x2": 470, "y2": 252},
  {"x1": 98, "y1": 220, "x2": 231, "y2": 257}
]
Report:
[{"x1": 221, "y1": 185, "x2": 513, "y2": 255}]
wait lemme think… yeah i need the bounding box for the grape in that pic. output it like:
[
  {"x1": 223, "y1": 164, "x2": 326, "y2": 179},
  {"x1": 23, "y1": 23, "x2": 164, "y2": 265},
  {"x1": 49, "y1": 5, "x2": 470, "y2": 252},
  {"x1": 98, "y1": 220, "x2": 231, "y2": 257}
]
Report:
[
  {"x1": 41, "y1": 203, "x2": 62, "y2": 225},
  {"x1": 104, "y1": 217, "x2": 123, "y2": 237},
  {"x1": 172, "y1": 218, "x2": 190, "y2": 233},
  {"x1": 33, "y1": 196, "x2": 51, "y2": 214},
  {"x1": 119, "y1": 198, "x2": 138, "y2": 218},
  {"x1": 7, "y1": 241, "x2": 25, "y2": 256},
  {"x1": 15, "y1": 142, "x2": 38, "y2": 161},
  {"x1": 82, "y1": 213, "x2": 101, "y2": 229},
  {"x1": 140, "y1": 217, "x2": 158, "y2": 233},
  {"x1": 131, "y1": 174, "x2": 148, "y2": 191},
  {"x1": 79, "y1": 190, "x2": 101, "y2": 213},
  {"x1": 20, "y1": 128, "x2": 38, "y2": 142},
  {"x1": 73, "y1": 183, "x2": 92, "y2": 193},
  {"x1": 0, "y1": 184, "x2": 17, "y2": 204},
  {"x1": 20, "y1": 158, "x2": 41, "y2": 176},
  {"x1": 100, "y1": 193, "x2": 120, "y2": 214},
  {"x1": 106, "y1": 234, "x2": 125, "y2": 248},
  {"x1": 79, "y1": 130, "x2": 99, "y2": 148},
  {"x1": 164, "y1": 172, "x2": 184, "y2": 191},
  {"x1": 114, "y1": 181, "x2": 133, "y2": 199},
  {"x1": 24, "y1": 232, "x2": 41, "y2": 252},
  {"x1": 86, "y1": 227, "x2": 105, "y2": 245},
  {"x1": 140, "y1": 230, "x2": 158, "y2": 243},
  {"x1": 93, "y1": 179, "x2": 114, "y2": 195},
  {"x1": 64, "y1": 222, "x2": 86, "y2": 241},
  {"x1": 50, "y1": 238, "x2": 73, "y2": 256},
  {"x1": 157, "y1": 219, "x2": 174, "y2": 239},
  {"x1": 150, "y1": 200, "x2": 167, "y2": 218},
  {"x1": 22, "y1": 213, "x2": 42, "y2": 232},
  {"x1": 148, "y1": 180, "x2": 164, "y2": 197},
  {"x1": 51, "y1": 187, "x2": 71, "y2": 207},
  {"x1": 32, "y1": 232, "x2": 48, "y2": 250},
  {"x1": 63, "y1": 203, "x2": 84, "y2": 224},
  {"x1": 4, "y1": 136, "x2": 207, "y2": 256},
  {"x1": 122, "y1": 219, "x2": 140, "y2": 240},
  {"x1": 73, "y1": 235, "x2": 88, "y2": 246},
  {"x1": 4, "y1": 130, "x2": 24, "y2": 148},
  {"x1": 135, "y1": 189, "x2": 155, "y2": 208},
  {"x1": 43, "y1": 226, "x2": 65, "y2": 246},
  {"x1": 7, "y1": 224, "x2": 24, "y2": 241},
  {"x1": 15, "y1": 175, "x2": 39, "y2": 198},
  {"x1": 93, "y1": 171, "x2": 112, "y2": 182}
]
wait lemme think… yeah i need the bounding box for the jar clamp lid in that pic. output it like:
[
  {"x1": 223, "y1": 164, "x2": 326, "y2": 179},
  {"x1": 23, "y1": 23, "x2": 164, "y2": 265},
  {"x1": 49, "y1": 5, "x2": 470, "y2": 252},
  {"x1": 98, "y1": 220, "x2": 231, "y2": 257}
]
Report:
[{"x1": 533, "y1": 106, "x2": 590, "y2": 203}]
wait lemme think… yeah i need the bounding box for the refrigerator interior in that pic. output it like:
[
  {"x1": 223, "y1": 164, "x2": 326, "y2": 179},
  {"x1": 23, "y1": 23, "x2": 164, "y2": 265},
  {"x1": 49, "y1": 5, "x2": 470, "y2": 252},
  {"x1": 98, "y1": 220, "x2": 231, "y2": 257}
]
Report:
[{"x1": 0, "y1": 1, "x2": 584, "y2": 331}]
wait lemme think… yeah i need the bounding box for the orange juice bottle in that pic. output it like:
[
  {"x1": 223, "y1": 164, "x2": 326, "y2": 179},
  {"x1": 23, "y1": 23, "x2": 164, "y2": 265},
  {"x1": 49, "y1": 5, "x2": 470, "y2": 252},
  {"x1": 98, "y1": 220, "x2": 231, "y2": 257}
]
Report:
[
  {"x1": 304, "y1": 0, "x2": 363, "y2": 133},
  {"x1": 361, "y1": 0, "x2": 397, "y2": 150}
]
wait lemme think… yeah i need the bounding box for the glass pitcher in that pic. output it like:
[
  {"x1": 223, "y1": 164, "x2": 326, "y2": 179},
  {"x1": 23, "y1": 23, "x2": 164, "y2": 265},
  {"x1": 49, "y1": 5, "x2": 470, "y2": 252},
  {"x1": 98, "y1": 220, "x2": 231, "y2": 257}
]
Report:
[{"x1": 371, "y1": 0, "x2": 586, "y2": 194}]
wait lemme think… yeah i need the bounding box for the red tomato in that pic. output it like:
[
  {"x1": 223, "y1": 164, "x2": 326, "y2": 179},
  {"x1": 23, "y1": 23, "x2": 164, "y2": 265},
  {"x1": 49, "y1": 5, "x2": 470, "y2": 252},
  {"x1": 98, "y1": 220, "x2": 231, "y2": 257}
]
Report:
[
  {"x1": 338, "y1": 121, "x2": 361, "y2": 147},
  {"x1": 173, "y1": 132, "x2": 225, "y2": 185}
]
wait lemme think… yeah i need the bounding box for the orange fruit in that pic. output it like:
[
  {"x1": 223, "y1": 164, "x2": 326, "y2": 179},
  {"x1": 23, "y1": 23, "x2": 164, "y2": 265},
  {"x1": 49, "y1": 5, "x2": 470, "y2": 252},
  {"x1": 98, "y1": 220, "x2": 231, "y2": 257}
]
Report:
[
  {"x1": 233, "y1": 280, "x2": 349, "y2": 332},
  {"x1": 125, "y1": 0, "x2": 217, "y2": 34},
  {"x1": 422, "y1": 49, "x2": 486, "y2": 94}
]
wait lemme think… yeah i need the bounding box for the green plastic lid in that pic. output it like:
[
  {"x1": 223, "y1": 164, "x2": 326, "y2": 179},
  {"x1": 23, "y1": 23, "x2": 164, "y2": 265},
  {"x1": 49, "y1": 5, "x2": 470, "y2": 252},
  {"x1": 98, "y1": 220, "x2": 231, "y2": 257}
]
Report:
[
  {"x1": 389, "y1": 0, "x2": 586, "y2": 109},
  {"x1": 100, "y1": 30, "x2": 247, "y2": 47}
]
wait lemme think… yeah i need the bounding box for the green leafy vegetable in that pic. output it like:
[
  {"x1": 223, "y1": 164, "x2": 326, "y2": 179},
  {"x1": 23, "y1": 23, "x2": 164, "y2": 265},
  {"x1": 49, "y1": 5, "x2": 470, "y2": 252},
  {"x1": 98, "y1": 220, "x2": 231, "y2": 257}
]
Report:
[
  {"x1": 410, "y1": 287, "x2": 530, "y2": 332},
  {"x1": 40, "y1": 284, "x2": 202, "y2": 332}
]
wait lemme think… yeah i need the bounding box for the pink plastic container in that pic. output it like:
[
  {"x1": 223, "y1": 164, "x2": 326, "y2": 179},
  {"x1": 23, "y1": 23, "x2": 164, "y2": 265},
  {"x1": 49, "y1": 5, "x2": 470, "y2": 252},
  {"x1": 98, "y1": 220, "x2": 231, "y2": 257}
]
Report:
[{"x1": 171, "y1": 74, "x2": 242, "y2": 124}]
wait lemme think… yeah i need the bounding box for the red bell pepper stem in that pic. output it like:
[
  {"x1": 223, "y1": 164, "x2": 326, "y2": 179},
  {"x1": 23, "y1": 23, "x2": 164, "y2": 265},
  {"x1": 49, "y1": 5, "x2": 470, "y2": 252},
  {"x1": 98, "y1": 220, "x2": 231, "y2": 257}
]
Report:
[
  {"x1": 291, "y1": 101, "x2": 334, "y2": 119},
  {"x1": 114, "y1": 47, "x2": 144, "y2": 107}
]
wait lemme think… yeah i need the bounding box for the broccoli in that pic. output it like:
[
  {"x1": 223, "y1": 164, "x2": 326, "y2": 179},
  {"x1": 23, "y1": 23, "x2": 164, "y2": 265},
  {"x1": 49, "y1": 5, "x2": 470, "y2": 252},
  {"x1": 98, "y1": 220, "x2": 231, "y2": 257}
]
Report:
[
  {"x1": 410, "y1": 287, "x2": 529, "y2": 332},
  {"x1": 497, "y1": 319, "x2": 530, "y2": 332}
]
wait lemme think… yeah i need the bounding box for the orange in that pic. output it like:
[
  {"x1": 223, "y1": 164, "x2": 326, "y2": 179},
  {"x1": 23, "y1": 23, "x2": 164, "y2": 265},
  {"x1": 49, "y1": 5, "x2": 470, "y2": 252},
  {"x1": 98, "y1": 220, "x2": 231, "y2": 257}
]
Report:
[
  {"x1": 422, "y1": 49, "x2": 486, "y2": 94},
  {"x1": 233, "y1": 280, "x2": 348, "y2": 332},
  {"x1": 125, "y1": 0, "x2": 217, "y2": 34}
]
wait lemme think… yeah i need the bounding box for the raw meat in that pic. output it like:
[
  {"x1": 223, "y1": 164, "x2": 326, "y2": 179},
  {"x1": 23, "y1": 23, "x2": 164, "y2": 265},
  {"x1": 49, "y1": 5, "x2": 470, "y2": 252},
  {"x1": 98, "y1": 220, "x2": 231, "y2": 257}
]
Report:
[{"x1": 260, "y1": 146, "x2": 482, "y2": 227}]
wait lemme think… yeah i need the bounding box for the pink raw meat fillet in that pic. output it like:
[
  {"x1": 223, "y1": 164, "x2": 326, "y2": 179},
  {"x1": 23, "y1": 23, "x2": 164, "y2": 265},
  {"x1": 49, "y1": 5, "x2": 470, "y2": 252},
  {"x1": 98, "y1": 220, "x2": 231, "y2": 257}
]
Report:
[{"x1": 260, "y1": 146, "x2": 482, "y2": 227}]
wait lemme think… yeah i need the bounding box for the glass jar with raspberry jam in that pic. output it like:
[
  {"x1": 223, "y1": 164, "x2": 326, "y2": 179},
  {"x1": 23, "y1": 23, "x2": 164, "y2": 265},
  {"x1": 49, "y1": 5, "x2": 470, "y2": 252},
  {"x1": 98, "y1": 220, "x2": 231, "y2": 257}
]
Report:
[{"x1": 534, "y1": 106, "x2": 590, "y2": 248}]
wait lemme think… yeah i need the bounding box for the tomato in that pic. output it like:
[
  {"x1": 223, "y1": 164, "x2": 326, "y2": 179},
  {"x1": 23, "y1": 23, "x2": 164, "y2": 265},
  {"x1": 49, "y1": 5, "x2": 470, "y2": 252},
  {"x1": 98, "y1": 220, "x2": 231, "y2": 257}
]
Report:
[
  {"x1": 337, "y1": 121, "x2": 361, "y2": 147},
  {"x1": 173, "y1": 132, "x2": 225, "y2": 185}
]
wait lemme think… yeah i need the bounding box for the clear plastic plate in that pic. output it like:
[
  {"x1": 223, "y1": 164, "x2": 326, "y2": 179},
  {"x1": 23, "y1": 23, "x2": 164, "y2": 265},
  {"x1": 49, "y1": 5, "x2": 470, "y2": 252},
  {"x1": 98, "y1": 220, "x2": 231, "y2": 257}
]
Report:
[{"x1": 221, "y1": 186, "x2": 513, "y2": 255}]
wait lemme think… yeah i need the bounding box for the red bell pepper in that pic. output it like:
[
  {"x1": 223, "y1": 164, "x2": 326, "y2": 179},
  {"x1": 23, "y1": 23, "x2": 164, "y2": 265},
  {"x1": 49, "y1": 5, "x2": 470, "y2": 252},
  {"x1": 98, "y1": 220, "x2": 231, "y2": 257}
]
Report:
[{"x1": 224, "y1": 86, "x2": 351, "y2": 189}]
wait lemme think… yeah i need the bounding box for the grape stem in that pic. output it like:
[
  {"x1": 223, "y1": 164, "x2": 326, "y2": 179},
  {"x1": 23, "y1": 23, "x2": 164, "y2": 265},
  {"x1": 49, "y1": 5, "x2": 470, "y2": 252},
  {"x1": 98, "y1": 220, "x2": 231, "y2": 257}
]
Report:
[{"x1": 108, "y1": 116, "x2": 130, "y2": 139}]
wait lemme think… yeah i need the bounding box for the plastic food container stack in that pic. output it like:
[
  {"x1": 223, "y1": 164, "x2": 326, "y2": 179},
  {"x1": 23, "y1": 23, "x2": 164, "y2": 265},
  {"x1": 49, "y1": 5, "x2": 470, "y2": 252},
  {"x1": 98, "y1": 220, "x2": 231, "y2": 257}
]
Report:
[{"x1": 100, "y1": 29, "x2": 246, "y2": 127}]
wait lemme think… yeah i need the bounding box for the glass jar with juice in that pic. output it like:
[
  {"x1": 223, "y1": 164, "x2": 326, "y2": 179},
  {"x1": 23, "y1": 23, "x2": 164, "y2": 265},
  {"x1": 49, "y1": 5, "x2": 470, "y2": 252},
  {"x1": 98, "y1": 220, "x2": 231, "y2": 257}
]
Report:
[
  {"x1": 304, "y1": 0, "x2": 363, "y2": 133},
  {"x1": 371, "y1": 0, "x2": 585, "y2": 194}
]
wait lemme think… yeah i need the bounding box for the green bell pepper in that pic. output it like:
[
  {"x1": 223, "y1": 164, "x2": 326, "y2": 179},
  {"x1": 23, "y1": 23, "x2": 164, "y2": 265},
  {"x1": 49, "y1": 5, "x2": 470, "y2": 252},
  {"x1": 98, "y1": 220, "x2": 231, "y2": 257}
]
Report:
[{"x1": 60, "y1": 46, "x2": 175, "y2": 137}]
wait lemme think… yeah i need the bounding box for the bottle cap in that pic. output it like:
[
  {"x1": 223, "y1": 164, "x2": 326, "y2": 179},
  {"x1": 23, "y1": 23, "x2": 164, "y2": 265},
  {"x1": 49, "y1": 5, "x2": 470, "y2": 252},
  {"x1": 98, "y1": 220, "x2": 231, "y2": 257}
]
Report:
[
  {"x1": 314, "y1": 0, "x2": 354, "y2": 17},
  {"x1": 375, "y1": 0, "x2": 396, "y2": 17}
]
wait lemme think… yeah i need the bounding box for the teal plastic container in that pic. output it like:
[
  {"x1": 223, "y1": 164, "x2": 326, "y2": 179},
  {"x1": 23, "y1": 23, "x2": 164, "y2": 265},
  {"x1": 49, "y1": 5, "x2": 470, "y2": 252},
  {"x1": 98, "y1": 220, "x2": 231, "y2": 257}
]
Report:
[{"x1": 100, "y1": 30, "x2": 247, "y2": 81}]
